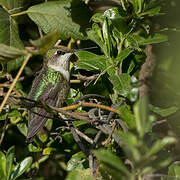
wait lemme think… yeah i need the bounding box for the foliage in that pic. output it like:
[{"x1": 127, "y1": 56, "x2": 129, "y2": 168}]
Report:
[{"x1": 0, "y1": 0, "x2": 180, "y2": 179}]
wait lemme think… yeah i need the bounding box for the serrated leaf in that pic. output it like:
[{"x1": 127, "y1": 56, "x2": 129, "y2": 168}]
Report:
[
  {"x1": 109, "y1": 73, "x2": 131, "y2": 97},
  {"x1": 6, "y1": 146, "x2": 15, "y2": 180},
  {"x1": 30, "y1": 31, "x2": 59, "y2": 55},
  {"x1": 27, "y1": 1, "x2": 92, "y2": 40},
  {"x1": 94, "y1": 149, "x2": 130, "y2": 177},
  {"x1": 75, "y1": 51, "x2": 107, "y2": 71},
  {"x1": 0, "y1": 151, "x2": 6, "y2": 180},
  {"x1": 10, "y1": 157, "x2": 33, "y2": 180}
]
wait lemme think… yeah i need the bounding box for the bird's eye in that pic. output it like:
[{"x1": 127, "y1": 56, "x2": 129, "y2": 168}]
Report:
[{"x1": 57, "y1": 50, "x2": 66, "y2": 55}]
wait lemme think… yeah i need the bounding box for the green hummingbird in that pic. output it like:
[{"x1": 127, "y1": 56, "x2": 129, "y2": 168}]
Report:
[{"x1": 26, "y1": 49, "x2": 74, "y2": 143}]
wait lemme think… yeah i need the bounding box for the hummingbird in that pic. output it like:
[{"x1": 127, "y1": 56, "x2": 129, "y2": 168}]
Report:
[
  {"x1": 26, "y1": 46, "x2": 97, "y2": 143},
  {"x1": 26, "y1": 48, "x2": 74, "y2": 143}
]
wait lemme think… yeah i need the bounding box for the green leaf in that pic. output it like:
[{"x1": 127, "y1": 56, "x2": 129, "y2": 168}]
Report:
[
  {"x1": 66, "y1": 170, "x2": 93, "y2": 180},
  {"x1": 67, "y1": 152, "x2": 87, "y2": 171},
  {"x1": 116, "y1": 131, "x2": 141, "y2": 162},
  {"x1": 94, "y1": 149, "x2": 130, "y2": 177},
  {"x1": 0, "y1": 151, "x2": 6, "y2": 180},
  {"x1": 102, "y1": 18, "x2": 112, "y2": 57},
  {"x1": 145, "y1": 137, "x2": 176, "y2": 158},
  {"x1": 87, "y1": 25, "x2": 107, "y2": 55},
  {"x1": 0, "y1": 0, "x2": 30, "y2": 14},
  {"x1": 6, "y1": 146, "x2": 15, "y2": 180},
  {"x1": 27, "y1": 1, "x2": 92, "y2": 40},
  {"x1": 10, "y1": 157, "x2": 33, "y2": 180},
  {"x1": 168, "y1": 164, "x2": 180, "y2": 179},
  {"x1": 28, "y1": 144, "x2": 42, "y2": 153},
  {"x1": 0, "y1": 7, "x2": 26, "y2": 72},
  {"x1": 115, "y1": 48, "x2": 132, "y2": 63},
  {"x1": 30, "y1": 31, "x2": 59, "y2": 55},
  {"x1": 109, "y1": 73, "x2": 131, "y2": 97},
  {"x1": 43, "y1": 147, "x2": 56, "y2": 155},
  {"x1": 0, "y1": 43, "x2": 27, "y2": 61},
  {"x1": 75, "y1": 51, "x2": 107, "y2": 71},
  {"x1": 139, "y1": 34, "x2": 168, "y2": 45},
  {"x1": 149, "y1": 104, "x2": 178, "y2": 117},
  {"x1": 17, "y1": 123, "x2": 27, "y2": 136},
  {"x1": 133, "y1": 96, "x2": 149, "y2": 138},
  {"x1": 139, "y1": 6, "x2": 161, "y2": 17},
  {"x1": 118, "y1": 105, "x2": 136, "y2": 129}
]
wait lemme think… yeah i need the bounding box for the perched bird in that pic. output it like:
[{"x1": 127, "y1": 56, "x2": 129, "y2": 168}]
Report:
[{"x1": 26, "y1": 49, "x2": 73, "y2": 143}]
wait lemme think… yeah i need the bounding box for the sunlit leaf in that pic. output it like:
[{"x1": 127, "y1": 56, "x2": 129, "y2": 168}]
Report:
[
  {"x1": 6, "y1": 146, "x2": 15, "y2": 180},
  {"x1": 0, "y1": 151, "x2": 6, "y2": 180},
  {"x1": 10, "y1": 157, "x2": 33, "y2": 180}
]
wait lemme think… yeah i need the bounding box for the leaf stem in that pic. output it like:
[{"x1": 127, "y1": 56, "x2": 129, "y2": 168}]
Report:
[
  {"x1": 11, "y1": 11, "x2": 27, "y2": 17},
  {"x1": 0, "y1": 53, "x2": 32, "y2": 114}
]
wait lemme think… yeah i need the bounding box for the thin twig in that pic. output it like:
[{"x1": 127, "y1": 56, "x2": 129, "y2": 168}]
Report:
[
  {"x1": 0, "y1": 53, "x2": 32, "y2": 113},
  {"x1": 61, "y1": 102, "x2": 119, "y2": 114},
  {"x1": 0, "y1": 105, "x2": 9, "y2": 146},
  {"x1": 75, "y1": 129, "x2": 93, "y2": 144}
]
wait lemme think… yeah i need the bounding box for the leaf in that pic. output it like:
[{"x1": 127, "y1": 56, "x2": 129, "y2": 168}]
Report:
[
  {"x1": 67, "y1": 152, "x2": 87, "y2": 171},
  {"x1": 116, "y1": 131, "x2": 141, "y2": 162},
  {"x1": 17, "y1": 123, "x2": 27, "y2": 136},
  {"x1": 42, "y1": 147, "x2": 56, "y2": 155},
  {"x1": 118, "y1": 105, "x2": 136, "y2": 129},
  {"x1": 87, "y1": 24, "x2": 107, "y2": 55},
  {"x1": 0, "y1": 7, "x2": 26, "y2": 72},
  {"x1": 75, "y1": 51, "x2": 107, "y2": 71},
  {"x1": 0, "y1": 0, "x2": 30, "y2": 14},
  {"x1": 133, "y1": 96, "x2": 149, "y2": 138},
  {"x1": 0, "y1": 151, "x2": 6, "y2": 180},
  {"x1": 149, "y1": 104, "x2": 178, "y2": 117},
  {"x1": 28, "y1": 144, "x2": 42, "y2": 153},
  {"x1": 139, "y1": 6, "x2": 161, "y2": 17},
  {"x1": 0, "y1": 44, "x2": 27, "y2": 61},
  {"x1": 139, "y1": 34, "x2": 168, "y2": 45},
  {"x1": 27, "y1": 1, "x2": 92, "y2": 40},
  {"x1": 10, "y1": 157, "x2": 33, "y2": 180},
  {"x1": 109, "y1": 73, "x2": 131, "y2": 97},
  {"x1": 94, "y1": 149, "x2": 130, "y2": 177},
  {"x1": 145, "y1": 137, "x2": 176, "y2": 158},
  {"x1": 29, "y1": 31, "x2": 59, "y2": 55},
  {"x1": 66, "y1": 170, "x2": 93, "y2": 180},
  {"x1": 115, "y1": 48, "x2": 132, "y2": 63},
  {"x1": 6, "y1": 146, "x2": 15, "y2": 180},
  {"x1": 168, "y1": 164, "x2": 180, "y2": 179},
  {"x1": 102, "y1": 18, "x2": 112, "y2": 57}
]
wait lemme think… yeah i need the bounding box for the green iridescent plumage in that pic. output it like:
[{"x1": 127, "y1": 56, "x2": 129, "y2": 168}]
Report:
[{"x1": 26, "y1": 51, "x2": 73, "y2": 143}]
